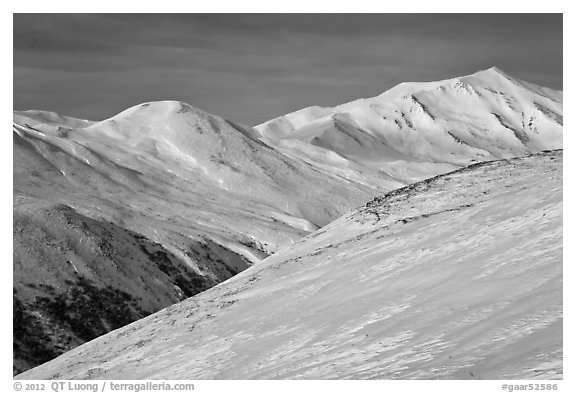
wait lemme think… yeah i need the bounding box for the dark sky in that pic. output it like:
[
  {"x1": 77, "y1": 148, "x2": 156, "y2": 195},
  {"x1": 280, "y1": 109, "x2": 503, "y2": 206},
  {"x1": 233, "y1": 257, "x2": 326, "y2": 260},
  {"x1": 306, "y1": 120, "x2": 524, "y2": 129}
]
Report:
[{"x1": 13, "y1": 14, "x2": 563, "y2": 126}]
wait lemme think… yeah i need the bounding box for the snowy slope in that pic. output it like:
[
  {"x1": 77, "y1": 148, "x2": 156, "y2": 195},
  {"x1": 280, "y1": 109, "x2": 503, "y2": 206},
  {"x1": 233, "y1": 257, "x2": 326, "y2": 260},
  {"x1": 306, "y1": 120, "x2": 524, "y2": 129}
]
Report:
[
  {"x1": 13, "y1": 101, "x2": 378, "y2": 373},
  {"x1": 255, "y1": 67, "x2": 563, "y2": 190},
  {"x1": 18, "y1": 150, "x2": 562, "y2": 380},
  {"x1": 14, "y1": 101, "x2": 377, "y2": 262}
]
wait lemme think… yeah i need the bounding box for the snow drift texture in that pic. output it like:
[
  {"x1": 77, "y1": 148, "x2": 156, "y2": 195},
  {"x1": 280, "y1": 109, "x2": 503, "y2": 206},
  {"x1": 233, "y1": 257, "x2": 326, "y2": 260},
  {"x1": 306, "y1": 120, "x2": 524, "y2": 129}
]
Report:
[{"x1": 18, "y1": 151, "x2": 563, "y2": 380}]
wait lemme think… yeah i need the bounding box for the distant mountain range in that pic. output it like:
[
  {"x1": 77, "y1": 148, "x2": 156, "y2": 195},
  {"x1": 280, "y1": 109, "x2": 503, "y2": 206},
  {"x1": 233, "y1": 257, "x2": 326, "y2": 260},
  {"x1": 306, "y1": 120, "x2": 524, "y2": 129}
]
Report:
[
  {"x1": 255, "y1": 67, "x2": 562, "y2": 190},
  {"x1": 13, "y1": 67, "x2": 562, "y2": 376}
]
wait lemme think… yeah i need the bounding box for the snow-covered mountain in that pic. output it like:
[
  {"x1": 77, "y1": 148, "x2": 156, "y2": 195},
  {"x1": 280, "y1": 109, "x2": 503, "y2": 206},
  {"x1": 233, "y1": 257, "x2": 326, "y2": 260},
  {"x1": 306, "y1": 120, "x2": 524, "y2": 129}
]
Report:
[
  {"x1": 13, "y1": 67, "x2": 562, "y2": 376},
  {"x1": 15, "y1": 101, "x2": 376, "y2": 242},
  {"x1": 13, "y1": 101, "x2": 377, "y2": 373},
  {"x1": 255, "y1": 67, "x2": 562, "y2": 190},
  {"x1": 18, "y1": 150, "x2": 562, "y2": 380}
]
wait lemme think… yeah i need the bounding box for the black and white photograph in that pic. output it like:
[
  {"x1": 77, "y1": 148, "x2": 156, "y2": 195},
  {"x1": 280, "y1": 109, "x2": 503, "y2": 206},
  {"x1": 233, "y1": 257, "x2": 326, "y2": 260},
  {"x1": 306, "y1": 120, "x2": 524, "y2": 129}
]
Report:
[{"x1": 9, "y1": 7, "x2": 567, "y2": 388}]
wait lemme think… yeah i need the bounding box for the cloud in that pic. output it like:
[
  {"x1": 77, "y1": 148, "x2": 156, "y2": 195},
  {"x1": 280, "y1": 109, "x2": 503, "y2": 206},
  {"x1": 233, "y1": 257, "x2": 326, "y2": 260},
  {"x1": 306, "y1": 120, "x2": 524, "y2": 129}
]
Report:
[{"x1": 13, "y1": 14, "x2": 562, "y2": 125}]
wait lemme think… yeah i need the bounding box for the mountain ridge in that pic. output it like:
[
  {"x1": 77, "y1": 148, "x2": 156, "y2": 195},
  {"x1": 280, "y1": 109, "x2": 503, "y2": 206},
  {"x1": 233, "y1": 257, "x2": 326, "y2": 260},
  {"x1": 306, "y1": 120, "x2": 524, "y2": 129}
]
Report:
[
  {"x1": 13, "y1": 97, "x2": 378, "y2": 374},
  {"x1": 253, "y1": 67, "x2": 562, "y2": 190},
  {"x1": 256, "y1": 66, "x2": 562, "y2": 133},
  {"x1": 13, "y1": 67, "x2": 563, "y2": 376},
  {"x1": 16, "y1": 150, "x2": 563, "y2": 380}
]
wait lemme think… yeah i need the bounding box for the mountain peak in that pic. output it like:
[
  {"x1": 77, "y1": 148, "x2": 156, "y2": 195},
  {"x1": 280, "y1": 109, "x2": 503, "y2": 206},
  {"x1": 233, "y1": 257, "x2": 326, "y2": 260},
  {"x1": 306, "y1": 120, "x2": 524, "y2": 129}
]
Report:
[
  {"x1": 101, "y1": 100, "x2": 208, "y2": 123},
  {"x1": 465, "y1": 66, "x2": 515, "y2": 83},
  {"x1": 373, "y1": 67, "x2": 512, "y2": 101},
  {"x1": 478, "y1": 65, "x2": 505, "y2": 74}
]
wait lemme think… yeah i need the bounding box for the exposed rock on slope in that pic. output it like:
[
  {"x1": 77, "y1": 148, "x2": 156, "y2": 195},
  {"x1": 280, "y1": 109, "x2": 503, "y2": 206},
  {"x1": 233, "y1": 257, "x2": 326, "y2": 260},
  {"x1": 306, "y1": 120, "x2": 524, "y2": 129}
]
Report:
[
  {"x1": 13, "y1": 200, "x2": 221, "y2": 374},
  {"x1": 18, "y1": 151, "x2": 562, "y2": 380}
]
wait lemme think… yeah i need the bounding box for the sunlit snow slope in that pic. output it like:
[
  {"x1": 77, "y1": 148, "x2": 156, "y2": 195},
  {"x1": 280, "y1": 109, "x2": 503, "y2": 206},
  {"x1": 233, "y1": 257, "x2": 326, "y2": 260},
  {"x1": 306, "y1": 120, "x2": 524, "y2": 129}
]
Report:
[
  {"x1": 13, "y1": 101, "x2": 377, "y2": 373},
  {"x1": 14, "y1": 101, "x2": 375, "y2": 255},
  {"x1": 255, "y1": 67, "x2": 562, "y2": 191},
  {"x1": 18, "y1": 150, "x2": 562, "y2": 380}
]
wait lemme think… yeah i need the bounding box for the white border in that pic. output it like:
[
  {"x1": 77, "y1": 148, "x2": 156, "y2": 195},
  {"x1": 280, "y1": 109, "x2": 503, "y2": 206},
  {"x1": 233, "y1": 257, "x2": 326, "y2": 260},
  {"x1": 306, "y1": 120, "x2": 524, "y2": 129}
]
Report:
[{"x1": 3, "y1": 4, "x2": 572, "y2": 392}]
